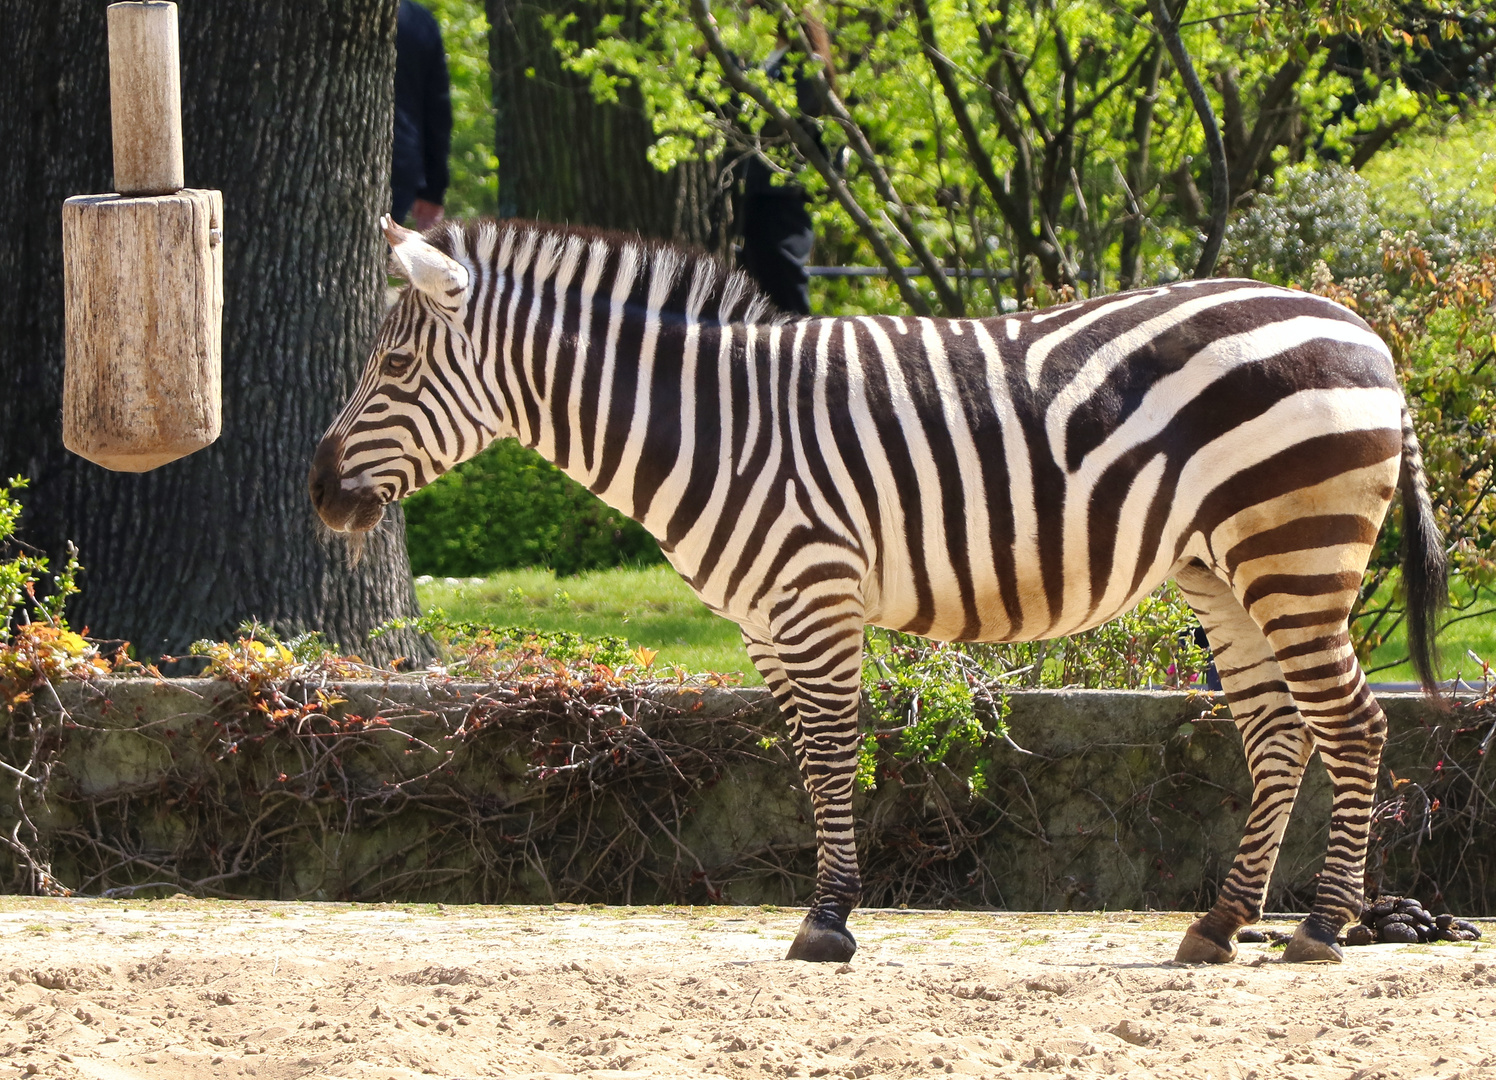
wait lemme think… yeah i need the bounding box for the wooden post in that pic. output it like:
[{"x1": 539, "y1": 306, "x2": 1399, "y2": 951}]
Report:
[
  {"x1": 107, "y1": 1, "x2": 184, "y2": 196},
  {"x1": 62, "y1": 0, "x2": 222, "y2": 473}
]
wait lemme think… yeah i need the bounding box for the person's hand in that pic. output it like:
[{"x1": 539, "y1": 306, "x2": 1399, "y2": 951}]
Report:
[{"x1": 411, "y1": 199, "x2": 445, "y2": 231}]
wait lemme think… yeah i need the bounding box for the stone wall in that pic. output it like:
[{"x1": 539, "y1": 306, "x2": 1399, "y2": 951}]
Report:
[{"x1": 1, "y1": 680, "x2": 1490, "y2": 913}]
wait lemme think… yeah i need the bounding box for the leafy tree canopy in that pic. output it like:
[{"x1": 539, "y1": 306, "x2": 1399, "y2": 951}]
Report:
[{"x1": 551, "y1": 0, "x2": 1493, "y2": 308}]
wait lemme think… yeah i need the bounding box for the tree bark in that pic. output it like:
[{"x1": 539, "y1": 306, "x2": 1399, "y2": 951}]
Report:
[
  {"x1": 487, "y1": 0, "x2": 727, "y2": 251},
  {"x1": 0, "y1": 0, "x2": 425, "y2": 662}
]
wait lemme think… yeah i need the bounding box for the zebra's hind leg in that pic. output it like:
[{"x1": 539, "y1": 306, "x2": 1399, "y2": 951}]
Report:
[
  {"x1": 741, "y1": 614, "x2": 865, "y2": 964},
  {"x1": 1257, "y1": 612, "x2": 1386, "y2": 964},
  {"x1": 1222, "y1": 510, "x2": 1392, "y2": 962},
  {"x1": 1172, "y1": 561, "x2": 1315, "y2": 964}
]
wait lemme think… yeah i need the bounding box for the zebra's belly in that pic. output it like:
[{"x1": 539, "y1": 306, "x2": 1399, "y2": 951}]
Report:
[{"x1": 862, "y1": 558, "x2": 1189, "y2": 646}]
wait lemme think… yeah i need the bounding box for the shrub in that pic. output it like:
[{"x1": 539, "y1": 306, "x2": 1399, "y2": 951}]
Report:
[
  {"x1": 372, "y1": 607, "x2": 646, "y2": 678},
  {"x1": 402, "y1": 440, "x2": 664, "y2": 577},
  {"x1": 1361, "y1": 112, "x2": 1496, "y2": 268},
  {"x1": 1223, "y1": 162, "x2": 1386, "y2": 283},
  {"x1": 1224, "y1": 153, "x2": 1496, "y2": 287},
  {"x1": 864, "y1": 584, "x2": 1210, "y2": 696},
  {"x1": 0, "y1": 477, "x2": 105, "y2": 707},
  {"x1": 0, "y1": 476, "x2": 82, "y2": 634},
  {"x1": 857, "y1": 584, "x2": 1212, "y2": 794}
]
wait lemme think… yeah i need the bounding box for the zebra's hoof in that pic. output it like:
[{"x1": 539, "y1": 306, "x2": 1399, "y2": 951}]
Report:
[
  {"x1": 785, "y1": 916, "x2": 857, "y2": 963},
  {"x1": 1282, "y1": 922, "x2": 1344, "y2": 964},
  {"x1": 1174, "y1": 922, "x2": 1237, "y2": 964}
]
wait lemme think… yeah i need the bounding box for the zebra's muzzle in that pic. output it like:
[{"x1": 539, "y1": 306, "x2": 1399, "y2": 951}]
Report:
[{"x1": 309, "y1": 433, "x2": 387, "y2": 533}]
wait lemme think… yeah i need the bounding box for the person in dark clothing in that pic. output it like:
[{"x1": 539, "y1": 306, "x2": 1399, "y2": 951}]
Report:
[
  {"x1": 1194, "y1": 625, "x2": 1223, "y2": 691},
  {"x1": 740, "y1": 148, "x2": 816, "y2": 316},
  {"x1": 737, "y1": 29, "x2": 833, "y2": 317},
  {"x1": 392, "y1": 0, "x2": 452, "y2": 231}
]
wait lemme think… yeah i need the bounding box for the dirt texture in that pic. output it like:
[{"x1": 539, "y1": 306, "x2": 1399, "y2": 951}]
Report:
[{"x1": 1, "y1": 899, "x2": 1494, "y2": 1079}]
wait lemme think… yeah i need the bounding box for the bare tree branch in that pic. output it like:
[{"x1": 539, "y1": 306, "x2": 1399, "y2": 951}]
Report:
[
  {"x1": 1348, "y1": 113, "x2": 1416, "y2": 170},
  {"x1": 770, "y1": 0, "x2": 966, "y2": 314},
  {"x1": 1120, "y1": 44, "x2": 1165, "y2": 290},
  {"x1": 688, "y1": 0, "x2": 938, "y2": 313},
  {"x1": 1235, "y1": 49, "x2": 1314, "y2": 195},
  {"x1": 909, "y1": 0, "x2": 1068, "y2": 285},
  {"x1": 1072, "y1": 43, "x2": 1155, "y2": 127},
  {"x1": 1146, "y1": 0, "x2": 1228, "y2": 277}
]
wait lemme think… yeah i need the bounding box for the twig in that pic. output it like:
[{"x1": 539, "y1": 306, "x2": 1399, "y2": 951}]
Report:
[
  {"x1": 687, "y1": 0, "x2": 934, "y2": 315},
  {"x1": 1146, "y1": 0, "x2": 1228, "y2": 277}
]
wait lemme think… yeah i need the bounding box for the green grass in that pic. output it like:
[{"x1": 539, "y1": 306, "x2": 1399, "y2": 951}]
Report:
[
  {"x1": 1360, "y1": 576, "x2": 1496, "y2": 686},
  {"x1": 415, "y1": 564, "x2": 759, "y2": 681},
  {"x1": 1365, "y1": 616, "x2": 1496, "y2": 686},
  {"x1": 416, "y1": 565, "x2": 1496, "y2": 687}
]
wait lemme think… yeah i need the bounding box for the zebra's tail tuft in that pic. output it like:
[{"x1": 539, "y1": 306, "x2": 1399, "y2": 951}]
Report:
[{"x1": 1398, "y1": 406, "x2": 1448, "y2": 697}]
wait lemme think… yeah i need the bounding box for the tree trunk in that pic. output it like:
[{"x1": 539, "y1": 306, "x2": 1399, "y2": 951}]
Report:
[
  {"x1": 487, "y1": 0, "x2": 727, "y2": 251},
  {"x1": 0, "y1": 0, "x2": 425, "y2": 662}
]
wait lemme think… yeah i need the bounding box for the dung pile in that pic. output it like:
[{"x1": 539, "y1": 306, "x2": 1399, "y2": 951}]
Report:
[
  {"x1": 1342, "y1": 897, "x2": 1484, "y2": 946},
  {"x1": 1233, "y1": 899, "x2": 1484, "y2": 948}
]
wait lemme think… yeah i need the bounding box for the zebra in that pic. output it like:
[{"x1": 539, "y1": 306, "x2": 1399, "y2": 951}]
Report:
[{"x1": 310, "y1": 216, "x2": 1446, "y2": 966}]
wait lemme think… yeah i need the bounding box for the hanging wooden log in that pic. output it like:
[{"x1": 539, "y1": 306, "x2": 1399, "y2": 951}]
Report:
[
  {"x1": 62, "y1": 190, "x2": 222, "y2": 472},
  {"x1": 61, "y1": 0, "x2": 223, "y2": 473}
]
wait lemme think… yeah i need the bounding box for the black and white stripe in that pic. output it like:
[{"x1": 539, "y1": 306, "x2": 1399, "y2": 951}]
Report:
[{"x1": 312, "y1": 217, "x2": 1446, "y2": 965}]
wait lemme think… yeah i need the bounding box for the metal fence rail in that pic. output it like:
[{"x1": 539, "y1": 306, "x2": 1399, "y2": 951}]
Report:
[{"x1": 807, "y1": 266, "x2": 1100, "y2": 282}]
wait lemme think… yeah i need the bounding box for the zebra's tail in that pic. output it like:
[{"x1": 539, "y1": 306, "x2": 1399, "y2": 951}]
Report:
[{"x1": 1398, "y1": 405, "x2": 1448, "y2": 696}]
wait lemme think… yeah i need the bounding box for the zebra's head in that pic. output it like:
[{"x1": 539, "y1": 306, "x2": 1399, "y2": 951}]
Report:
[{"x1": 310, "y1": 217, "x2": 498, "y2": 533}]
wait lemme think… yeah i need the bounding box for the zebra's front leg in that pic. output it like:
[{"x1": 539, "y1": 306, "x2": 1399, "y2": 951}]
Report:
[{"x1": 741, "y1": 619, "x2": 865, "y2": 963}]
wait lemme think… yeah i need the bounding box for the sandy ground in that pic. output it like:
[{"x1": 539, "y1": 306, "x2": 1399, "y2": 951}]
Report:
[{"x1": 0, "y1": 900, "x2": 1494, "y2": 1080}]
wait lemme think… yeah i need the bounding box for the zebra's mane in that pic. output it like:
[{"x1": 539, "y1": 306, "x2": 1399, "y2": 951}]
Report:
[{"x1": 431, "y1": 218, "x2": 785, "y2": 327}]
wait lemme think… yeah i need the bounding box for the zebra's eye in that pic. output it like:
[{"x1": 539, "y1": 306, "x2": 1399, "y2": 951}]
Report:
[{"x1": 382, "y1": 351, "x2": 417, "y2": 377}]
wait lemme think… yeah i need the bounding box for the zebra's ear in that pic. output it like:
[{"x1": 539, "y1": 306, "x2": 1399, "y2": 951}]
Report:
[{"x1": 381, "y1": 215, "x2": 470, "y2": 307}]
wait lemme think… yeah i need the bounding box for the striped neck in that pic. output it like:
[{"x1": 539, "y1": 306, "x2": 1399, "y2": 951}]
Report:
[{"x1": 437, "y1": 219, "x2": 781, "y2": 523}]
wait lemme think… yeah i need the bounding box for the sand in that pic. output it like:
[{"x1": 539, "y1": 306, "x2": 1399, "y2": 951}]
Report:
[{"x1": 1, "y1": 898, "x2": 1494, "y2": 1079}]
